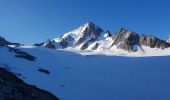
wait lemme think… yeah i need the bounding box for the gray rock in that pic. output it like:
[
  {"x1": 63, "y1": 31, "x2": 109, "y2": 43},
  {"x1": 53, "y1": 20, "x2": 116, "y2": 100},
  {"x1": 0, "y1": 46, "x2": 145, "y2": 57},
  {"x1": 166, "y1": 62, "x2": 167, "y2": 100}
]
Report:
[
  {"x1": 110, "y1": 28, "x2": 170, "y2": 52},
  {"x1": 111, "y1": 28, "x2": 140, "y2": 52},
  {"x1": 38, "y1": 68, "x2": 50, "y2": 75},
  {"x1": 44, "y1": 40, "x2": 56, "y2": 49},
  {"x1": 80, "y1": 37, "x2": 96, "y2": 50},
  {"x1": 0, "y1": 36, "x2": 20, "y2": 46},
  {"x1": 0, "y1": 36, "x2": 12, "y2": 46},
  {"x1": 104, "y1": 31, "x2": 112, "y2": 39},
  {"x1": 92, "y1": 42, "x2": 100, "y2": 50},
  {"x1": 139, "y1": 35, "x2": 170, "y2": 49},
  {"x1": 7, "y1": 46, "x2": 37, "y2": 61},
  {"x1": 60, "y1": 38, "x2": 68, "y2": 49},
  {"x1": 0, "y1": 67, "x2": 59, "y2": 100}
]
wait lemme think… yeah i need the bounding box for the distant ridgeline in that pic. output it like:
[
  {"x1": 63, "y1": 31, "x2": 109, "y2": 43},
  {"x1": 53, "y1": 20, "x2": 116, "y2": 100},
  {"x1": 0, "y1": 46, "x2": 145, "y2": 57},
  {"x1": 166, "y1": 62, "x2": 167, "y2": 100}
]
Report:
[{"x1": 34, "y1": 22, "x2": 170, "y2": 52}]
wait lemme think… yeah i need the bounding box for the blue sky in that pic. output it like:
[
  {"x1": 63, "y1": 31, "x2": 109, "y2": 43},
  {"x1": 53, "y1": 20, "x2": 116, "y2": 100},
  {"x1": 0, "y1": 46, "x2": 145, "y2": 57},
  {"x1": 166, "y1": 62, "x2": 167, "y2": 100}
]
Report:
[{"x1": 0, "y1": 0, "x2": 170, "y2": 44}]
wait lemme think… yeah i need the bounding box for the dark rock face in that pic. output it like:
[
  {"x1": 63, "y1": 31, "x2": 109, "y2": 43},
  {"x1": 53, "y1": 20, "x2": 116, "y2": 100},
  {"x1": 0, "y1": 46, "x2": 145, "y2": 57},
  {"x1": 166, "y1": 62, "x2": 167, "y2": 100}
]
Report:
[
  {"x1": 38, "y1": 68, "x2": 50, "y2": 75},
  {"x1": 34, "y1": 43, "x2": 44, "y2": 46},
  {"x1": 60, "y1": 38, "x2": 68, "y2": 49},
  {"x1": 0, "y1": 67, "x2": 59, "y2": 100},
  {"x1": 106, "y1": 31, "x2": 112, "y2": 37},
  {"x1": 104, "y1": 31, "x2": 112, "y2": 39},
  {"x1": 0, "y1": 36, "x2": 12, "y2": 46},
  {"x1": 111, "y1": 28, "x2": 140, "y2": 52},
  {"x1": 44, "y1": 40, "x2": 56, "y2": 49},
  {"x1": 0, "y1": 36, "x2": 20, "y2": 46},
  {"x1": 80, "y1": 38, "x2": 96, "y2": 50},
  {"x1": 7, "y1": 46, "x2": 37, "y2": 61},
  {"x1": 111, "y1": 28, "x2": 170, "y2": 52},
  {"x1": 140, "y1": 35, "x2": 170, "y2": 49},
  {"x1": 92, "y1": 42, "x2": 100, "y2": 50}
]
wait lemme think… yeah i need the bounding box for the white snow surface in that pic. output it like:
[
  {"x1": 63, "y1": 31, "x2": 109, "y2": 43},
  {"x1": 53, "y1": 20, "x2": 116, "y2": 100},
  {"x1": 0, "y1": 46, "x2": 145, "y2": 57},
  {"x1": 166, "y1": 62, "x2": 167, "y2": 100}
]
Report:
[
  {"x1": 62, "y1": 45, "x2": 170, "y2": 57},
  {"x1": 1, "y1": 46, "x2": 170, "y2": 100}
]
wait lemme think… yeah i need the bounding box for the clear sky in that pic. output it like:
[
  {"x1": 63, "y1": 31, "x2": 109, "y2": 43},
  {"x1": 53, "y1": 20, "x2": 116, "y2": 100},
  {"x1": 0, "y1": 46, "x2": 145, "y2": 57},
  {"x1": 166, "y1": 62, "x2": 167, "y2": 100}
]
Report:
[{"x1": 0, "y1": 0, "x2": 170, "y2": 45}]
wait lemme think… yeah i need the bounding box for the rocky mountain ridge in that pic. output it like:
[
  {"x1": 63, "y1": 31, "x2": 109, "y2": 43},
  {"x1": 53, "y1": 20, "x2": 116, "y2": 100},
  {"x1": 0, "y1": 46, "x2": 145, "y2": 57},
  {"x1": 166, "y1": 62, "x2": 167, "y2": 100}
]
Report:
[{"x1": 39, "y1": 22, "x2": 170, "y2": 52}]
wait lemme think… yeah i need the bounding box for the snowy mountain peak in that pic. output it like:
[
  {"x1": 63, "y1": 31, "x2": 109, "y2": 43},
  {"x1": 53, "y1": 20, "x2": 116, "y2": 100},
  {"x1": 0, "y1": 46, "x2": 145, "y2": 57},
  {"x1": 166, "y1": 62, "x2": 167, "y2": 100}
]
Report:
[
  {"x1": 53, "y1": 22, "x2": 103, "y2": 49},
  {"x1": 83, "y1": 22, "x2": 96, "y2": 27},
  {"x1": 71, "y1": 22, "x2": 102, "y2": 37},
  {"x1": 37, "y1": 22, "x2": 170, "y2": 53},
  {"x1": 62, "y1": 22, "x2": 102, "y2": 38},
  {"x1": 111, "y1": 28, "x2": 140, "y2": 51},
  {"x1": 83, "y1": 22, "x2": 100, "y2": 28}
]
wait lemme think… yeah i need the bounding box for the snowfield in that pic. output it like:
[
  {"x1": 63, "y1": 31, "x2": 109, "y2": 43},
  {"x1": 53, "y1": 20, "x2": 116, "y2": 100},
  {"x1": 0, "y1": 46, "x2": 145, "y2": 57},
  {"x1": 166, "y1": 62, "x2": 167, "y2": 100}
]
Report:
[
  {"x1": 1, "y1": 46, "x2": 170, "y2": 100},
  {"x1": 60, "y1": 45, "x2": 170, "y2": 57}
]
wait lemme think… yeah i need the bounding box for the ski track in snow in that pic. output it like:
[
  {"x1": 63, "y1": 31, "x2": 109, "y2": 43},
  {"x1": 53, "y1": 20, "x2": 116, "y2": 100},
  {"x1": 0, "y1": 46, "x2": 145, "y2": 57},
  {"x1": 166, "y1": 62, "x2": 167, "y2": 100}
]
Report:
[{"x1": 1, "y1": 47, "x2": 170, "y2": 100}]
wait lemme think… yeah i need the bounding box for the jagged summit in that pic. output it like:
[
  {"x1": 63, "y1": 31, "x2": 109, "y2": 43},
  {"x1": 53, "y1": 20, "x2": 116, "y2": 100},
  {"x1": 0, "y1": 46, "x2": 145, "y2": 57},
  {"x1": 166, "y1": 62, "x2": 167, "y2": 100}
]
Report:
[
  {"x1": 110, "y1": 28, "x2": 170, "y2": 51},
  {"x1": 63, "y1": 22, "x2": 103, "y2": 38},
  {"x1": 53, "y1": 22, "x2": 103, "y2": 49},
  {"x1": 83, "y1": 22, "x2": 97, "y2": 28},
  {"x1": 34, "y1": 22, "x2": 170, "y2": 53},
  {"x1": 62, "y1": 22, "x2": 103, "y2": 38},
  {"x1": 111, "y1": 28, "x2": 140, "y2": 52}
]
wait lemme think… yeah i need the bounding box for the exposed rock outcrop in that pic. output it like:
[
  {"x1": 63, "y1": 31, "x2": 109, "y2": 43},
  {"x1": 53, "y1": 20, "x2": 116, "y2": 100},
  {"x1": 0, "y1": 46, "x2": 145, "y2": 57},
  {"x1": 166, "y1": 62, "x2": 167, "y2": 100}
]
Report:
[
  {"x1": 0, "y1": 67, "x2": 59, "y2": 100},
  {"x1": 0, "y1": 36, "x2": 20, "y2": 46},
  {"x1": 60, "y1": 38, "x2": 68, "y2": 49},
  {"x1": 140, "y1": 35, "x2": 170, "y2": 49},
  {"x1": 44, "y1": 40, "x2": 56, "y2": 49},
  {"x1": 38, "y1": 68, "x2": 50, "y2": 75},
  {"x1": 91, "y1": 42, "x2": 100, "y2": 50},
  {"x1": 111, "y1": 28, "x2": 140, "y2": 52},
  {"x1": 110, "y1": 28, "x2": 170, "y2": 51},
  {"x1": 7, "y1": 46, "x2": 37, "y2": 61},
  {"x1": 104, "y1": 31, "x2": 112, "y2": 39},
  {"x1": 0, "y1": 36, "x2": 12, "y2": 46}
]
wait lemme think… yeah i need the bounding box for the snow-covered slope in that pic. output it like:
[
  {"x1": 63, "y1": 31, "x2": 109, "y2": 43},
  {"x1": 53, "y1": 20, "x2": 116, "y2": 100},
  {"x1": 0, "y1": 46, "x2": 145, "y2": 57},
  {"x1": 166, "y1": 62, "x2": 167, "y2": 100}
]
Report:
[{"x1": 1, "y1": 46, "x2": 170, "y2": 100}]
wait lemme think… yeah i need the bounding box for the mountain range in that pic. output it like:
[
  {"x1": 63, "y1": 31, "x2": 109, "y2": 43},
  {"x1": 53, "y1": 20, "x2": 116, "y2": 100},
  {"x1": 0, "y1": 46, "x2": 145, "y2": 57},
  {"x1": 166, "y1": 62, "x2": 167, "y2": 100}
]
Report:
[{"x1": 32, "y1": 22, "x2": 170, "y2": 56}]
